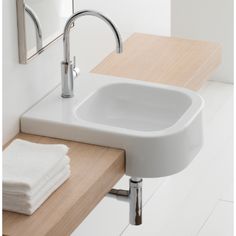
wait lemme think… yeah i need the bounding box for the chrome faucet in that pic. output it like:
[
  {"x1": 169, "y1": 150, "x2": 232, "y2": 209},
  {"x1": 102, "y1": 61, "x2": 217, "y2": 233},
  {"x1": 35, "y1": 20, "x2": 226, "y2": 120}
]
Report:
[{"x1": 61, "y1": 10, "x2": 123, "y2": 98}]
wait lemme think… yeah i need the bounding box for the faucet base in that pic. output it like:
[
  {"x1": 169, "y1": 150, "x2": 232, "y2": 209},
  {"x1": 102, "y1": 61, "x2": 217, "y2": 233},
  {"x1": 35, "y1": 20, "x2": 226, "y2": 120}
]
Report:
[
  {"x1": 61, "y1": 94, "x2": 74, "y2": 98},
  {"x1": 61, "y1": 61, "x2": 74, "y2": 98}
]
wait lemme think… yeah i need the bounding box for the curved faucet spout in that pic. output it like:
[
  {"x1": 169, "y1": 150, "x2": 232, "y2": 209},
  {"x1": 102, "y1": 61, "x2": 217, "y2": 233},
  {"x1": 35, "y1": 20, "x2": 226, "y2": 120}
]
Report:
[
  {"x1": 61, "y1": 10, "x2": 123, "y2": 98},
  {"x1": 63, "y1": 10, "x2": 123, "y2": 63}
]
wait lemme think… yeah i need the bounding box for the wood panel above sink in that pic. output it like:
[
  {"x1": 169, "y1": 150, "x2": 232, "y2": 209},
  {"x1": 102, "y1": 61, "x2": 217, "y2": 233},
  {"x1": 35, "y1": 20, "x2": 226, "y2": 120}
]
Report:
[{"x1": 93, "y1": 33, "x2": 221, "y2": 90}]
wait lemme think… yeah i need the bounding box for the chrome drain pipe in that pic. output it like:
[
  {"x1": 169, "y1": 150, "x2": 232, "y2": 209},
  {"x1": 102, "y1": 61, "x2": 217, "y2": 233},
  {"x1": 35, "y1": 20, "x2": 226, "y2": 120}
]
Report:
[
  {"x1": 109, "y1": 177, "x2": 143, "y2": 225},
  {"x1": 129, "y1": 178, "x2": 142, "y2": 225}
]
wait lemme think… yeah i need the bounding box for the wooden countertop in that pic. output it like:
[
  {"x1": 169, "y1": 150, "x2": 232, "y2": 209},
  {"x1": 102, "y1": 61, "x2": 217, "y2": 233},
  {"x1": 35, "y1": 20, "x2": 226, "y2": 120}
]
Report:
[
  {"x1": 3, "y1": 134, "x2": 124, "y2": 236},
  {"x1": 93, "y1": 33, "x2": 221, "y2": 90},
  {"x1": 3, "y1": 33, "x2": 221, "y2": 236}
]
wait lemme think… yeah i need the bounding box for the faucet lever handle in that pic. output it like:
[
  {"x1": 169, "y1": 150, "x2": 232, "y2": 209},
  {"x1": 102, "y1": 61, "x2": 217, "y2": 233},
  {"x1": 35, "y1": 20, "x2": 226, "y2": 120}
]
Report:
[
  {"x1": 73, "y1": 56, "x2": 76, "y2": 69},
  {"x1": 72, "y1": 56, "x2": 80, "y2": 78}
]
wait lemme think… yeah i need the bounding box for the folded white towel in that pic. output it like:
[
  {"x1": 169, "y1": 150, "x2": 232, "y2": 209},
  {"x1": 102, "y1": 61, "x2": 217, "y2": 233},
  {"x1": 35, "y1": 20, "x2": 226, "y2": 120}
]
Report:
[
  {"x1": 3, "y1": 139, "x2": 69, "y2": 192},
  {"x1": 3, "y1": 168, "x2": 70, "y2": 215},
  {"x1": 3, "y1": 165, "x2": 70, "y2": 203},
  {"x1": 3, "y1": 166, "x2": 70, "y2": 208},
  {"x1": 3, "y1": 156, "x2": 70, "y2": 197}
]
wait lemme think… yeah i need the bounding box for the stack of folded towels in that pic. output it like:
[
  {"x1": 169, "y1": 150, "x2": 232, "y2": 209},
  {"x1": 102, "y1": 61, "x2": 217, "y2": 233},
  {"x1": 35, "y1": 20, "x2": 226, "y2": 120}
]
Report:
[{"x1": 3, "y1": 139, "x2": 70, "y2": 215}]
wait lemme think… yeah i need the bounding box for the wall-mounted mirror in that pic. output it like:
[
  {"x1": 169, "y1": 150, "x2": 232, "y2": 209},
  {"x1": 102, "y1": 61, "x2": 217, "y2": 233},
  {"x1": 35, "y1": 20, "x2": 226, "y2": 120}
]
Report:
[{"x1": 16, "y1": 0, "x2": 75, "y2": 64}]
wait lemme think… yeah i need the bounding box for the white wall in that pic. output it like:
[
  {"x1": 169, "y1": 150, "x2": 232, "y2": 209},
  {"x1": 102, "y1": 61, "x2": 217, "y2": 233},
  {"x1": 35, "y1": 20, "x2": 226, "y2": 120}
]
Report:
[
  {"x1": 3, "y1": 0, "x2": 62, "y2": 144},
  {"x1": 3, "y1": 0, "x2": 170, "y2": 144},
  {"x1": 74, "y1": 0, "x2": 170, "y2": 37},
  {"x1": 171, "y1": 0, "x2": 234, "y2": 83},
  {"x1": 70, "y1": 0, "x2": 171, "y2": 72}
]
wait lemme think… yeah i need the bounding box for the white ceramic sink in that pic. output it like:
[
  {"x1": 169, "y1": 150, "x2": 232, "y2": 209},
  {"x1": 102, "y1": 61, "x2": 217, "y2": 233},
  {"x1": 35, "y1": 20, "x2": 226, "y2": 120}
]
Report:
[{"x1": 21, "y1": 73, "x2": 204, "y2": 178}]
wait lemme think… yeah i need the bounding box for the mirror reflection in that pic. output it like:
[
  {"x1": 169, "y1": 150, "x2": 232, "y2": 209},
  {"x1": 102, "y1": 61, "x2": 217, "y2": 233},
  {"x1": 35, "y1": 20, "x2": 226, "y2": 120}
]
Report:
[{"x1": 17, "y1": 0, "x2": 74, "y2": 63}]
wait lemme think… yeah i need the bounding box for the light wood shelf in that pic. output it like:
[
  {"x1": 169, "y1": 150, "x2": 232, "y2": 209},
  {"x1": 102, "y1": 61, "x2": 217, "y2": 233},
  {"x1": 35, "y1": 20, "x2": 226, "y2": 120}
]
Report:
[
  {"x1": 93, "y1": 33, "x2": 221, "y2": 90},
  {"x1": 3, "y1": 133, "x2": 124, "y2": 236}
]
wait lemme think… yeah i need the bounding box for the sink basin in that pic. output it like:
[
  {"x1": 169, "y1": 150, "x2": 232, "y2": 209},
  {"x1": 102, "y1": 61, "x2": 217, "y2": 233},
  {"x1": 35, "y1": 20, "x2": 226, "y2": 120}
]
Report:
[
  {"x1": 21, "y1": 73, "x2": 204, "y2": 178},
  {"x1": 76, "y1": 83, "x2": 193, "y2": 132}
]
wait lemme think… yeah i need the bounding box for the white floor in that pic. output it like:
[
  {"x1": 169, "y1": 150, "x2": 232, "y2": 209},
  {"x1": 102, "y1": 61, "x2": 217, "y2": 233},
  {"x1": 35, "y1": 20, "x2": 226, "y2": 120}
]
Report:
[{"x1": 72, "y1": 81, "x2": 234, "y2": 236}]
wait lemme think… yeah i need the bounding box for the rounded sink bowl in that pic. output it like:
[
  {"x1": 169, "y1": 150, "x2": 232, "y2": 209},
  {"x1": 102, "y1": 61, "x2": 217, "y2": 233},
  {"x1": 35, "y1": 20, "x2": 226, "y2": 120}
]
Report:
[{"x1": 21, "y1": 74, "x2": 204, "y2": 178}]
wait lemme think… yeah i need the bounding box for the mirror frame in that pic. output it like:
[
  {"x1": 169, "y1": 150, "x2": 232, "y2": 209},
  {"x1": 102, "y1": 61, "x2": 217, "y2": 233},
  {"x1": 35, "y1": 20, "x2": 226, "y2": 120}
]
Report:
[{"x1": 16, "y1": 0, "x2": 75, "y2": 64}]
